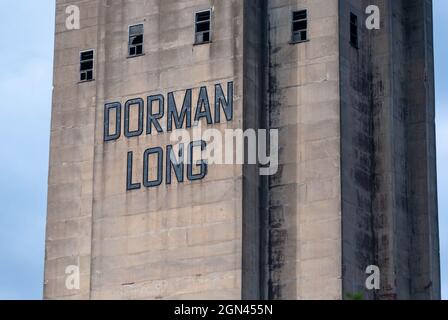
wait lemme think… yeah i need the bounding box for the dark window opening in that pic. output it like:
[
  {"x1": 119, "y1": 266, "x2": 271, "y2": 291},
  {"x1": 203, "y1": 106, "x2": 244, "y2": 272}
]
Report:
[
  {"x1": 195, "y1": 9, "x2": 211, "y2": 44},
  {"x1": 291, "y1": 10, "x2": 308, "y2": 43},
  {"x1": 350, "y1": 13, "x2": 358, "y2": 48},
  {"x1": 80, "y1": 49, "x2": 94, "y2": 82},
  {"x1": 129, "y1": 24, "x2": 144, "y2": 57}
]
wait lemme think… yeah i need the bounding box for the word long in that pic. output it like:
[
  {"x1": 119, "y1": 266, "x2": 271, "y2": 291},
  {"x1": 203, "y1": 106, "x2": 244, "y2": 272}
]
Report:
[{"x1": 126, "y1": 141, "x2": 208, "y2": 190}]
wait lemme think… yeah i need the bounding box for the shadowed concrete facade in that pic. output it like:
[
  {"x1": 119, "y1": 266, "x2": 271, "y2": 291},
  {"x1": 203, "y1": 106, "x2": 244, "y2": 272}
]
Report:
[
  {"x1": 338, "y1": 0, "x2": 440, "y2": 300},
  {"x1": 45, "y1": 0, "x2": 439, "y2": 300}
]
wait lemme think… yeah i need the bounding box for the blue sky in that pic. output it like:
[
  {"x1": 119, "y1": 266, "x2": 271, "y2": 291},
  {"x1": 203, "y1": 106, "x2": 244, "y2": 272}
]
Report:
[
  {"x1": 0, "y1": 1, "x2": 55, "y2": 299},
  {"x1": 0, "y1": 1, "x2": 446, "y2": 299},
  {"x1": 434, "y1": 0, "x2": 448, "y2": 301}
]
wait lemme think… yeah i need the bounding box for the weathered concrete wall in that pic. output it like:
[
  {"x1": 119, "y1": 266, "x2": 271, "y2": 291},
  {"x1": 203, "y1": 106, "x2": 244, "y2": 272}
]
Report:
[
  {"x1": 268, "y1": 0, "x2": 342, "y2": 300},
  {"x1": 404, "y1": 0, "x2": 440, "y2": 299},
  {"x1": 339, "y1": 0, "x2": 440, "y2": 299},
  {"x1": 89, "y1": 0, "x2": 243, "y2": 300},
  {"x1": 242, "y1": 0, "x2": 268, "y2": 299},
  {"x1": 46, "y1": 0, "x2": 439, "y2": 300},
  {"x1": 46, "y1": 0, "x2": 259, "y2": 299},
  {"x1": 45, "y1": 0, "x2": 100, "y2": 299},
  {"x1": 368, "y1": 0, "x2": 412, "y2": 299},
  {"x1": 339, "y1": 0, "x2": 376, "y2": 300}
]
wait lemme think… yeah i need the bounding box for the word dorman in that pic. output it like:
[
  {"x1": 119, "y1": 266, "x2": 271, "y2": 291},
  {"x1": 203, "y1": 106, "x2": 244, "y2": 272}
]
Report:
[{"x1": 104, "y1": 81, "x2": 234, "y2": 140}]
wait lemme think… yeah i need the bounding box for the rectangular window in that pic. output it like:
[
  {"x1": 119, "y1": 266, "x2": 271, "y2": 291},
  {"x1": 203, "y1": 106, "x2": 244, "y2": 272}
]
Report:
[
  {"x1": 195, "y1": 9, "x2": 211, "y2": 44},
  {"x1": 80, "y1": 50, "x2": 94, "y2": 82},
  {"x1": 350, "y1": 13, "x2": 358, "y2": 48},
  {"x1": 129, "y1": 24, "x2": 144, "y2": 56},
  {"x1": 291, "y1": 10, "x2": 308, "y2": 43}
]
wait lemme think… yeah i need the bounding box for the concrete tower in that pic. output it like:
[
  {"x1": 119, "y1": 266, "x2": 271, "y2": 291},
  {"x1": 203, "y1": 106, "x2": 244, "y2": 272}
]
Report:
[{"x1": 45, "y1": 0, "x2": 439, "y2": 300}]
